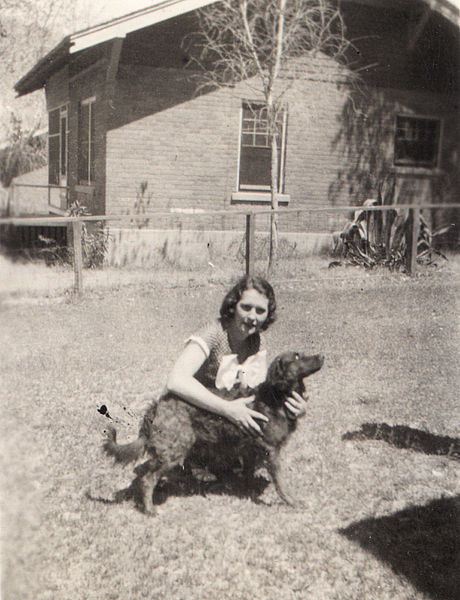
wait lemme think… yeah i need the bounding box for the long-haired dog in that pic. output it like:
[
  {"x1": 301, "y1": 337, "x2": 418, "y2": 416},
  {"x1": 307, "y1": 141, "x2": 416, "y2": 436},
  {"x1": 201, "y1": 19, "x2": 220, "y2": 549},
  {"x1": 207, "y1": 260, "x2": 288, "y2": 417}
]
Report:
[{"x1": 103, "y1": 351, "x2": 324, "y2": 514}]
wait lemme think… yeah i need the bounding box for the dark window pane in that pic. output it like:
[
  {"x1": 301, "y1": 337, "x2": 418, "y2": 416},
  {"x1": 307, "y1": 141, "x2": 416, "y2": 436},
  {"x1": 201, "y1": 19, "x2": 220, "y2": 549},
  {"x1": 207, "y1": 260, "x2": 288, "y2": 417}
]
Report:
[
  {"x1": 60, "y1": 116, "x2": 67, "y2": 177},
  {"x1": 78, "y1": 102, "x2": 93, "y2": 183},
  {"x1": 255, "y1": 120, "x2": 268, "y2": 134},
  {"x1": 89, "y1": 141, "x2": 95, "y2": 184},
  {"x1": 255, "y1": 134, "x2": 269, "y2": 147},
  {"x1": 78, "y1": 143, "x2": 88, "y2": 182},
  {"x1": 239, "y1": 146, "x2": 271, "y2": 188},
  {"x1": 48, "y1": 136, "x2": 60, "y2": 185},
  {"x1": 48, "y1": 109, "x2": 60, "y2": 135},
  {"x1": 394, "y1": 116, "x2": 440, "y2": 167}
]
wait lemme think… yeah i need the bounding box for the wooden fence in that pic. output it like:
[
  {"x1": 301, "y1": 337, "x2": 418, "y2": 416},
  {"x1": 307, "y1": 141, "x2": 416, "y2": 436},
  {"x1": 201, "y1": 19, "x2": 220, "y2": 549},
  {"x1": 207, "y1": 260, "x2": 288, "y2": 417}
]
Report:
[{"x1": 1, "y1": 202, "x2": 459, "y2": 295}]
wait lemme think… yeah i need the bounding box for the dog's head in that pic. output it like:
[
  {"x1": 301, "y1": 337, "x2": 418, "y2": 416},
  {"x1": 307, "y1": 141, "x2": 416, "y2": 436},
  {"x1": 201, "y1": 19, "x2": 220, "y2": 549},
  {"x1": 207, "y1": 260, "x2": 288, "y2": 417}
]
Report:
[{"x1": 266, "y1": 352, "x2": 324, "y2": 395}]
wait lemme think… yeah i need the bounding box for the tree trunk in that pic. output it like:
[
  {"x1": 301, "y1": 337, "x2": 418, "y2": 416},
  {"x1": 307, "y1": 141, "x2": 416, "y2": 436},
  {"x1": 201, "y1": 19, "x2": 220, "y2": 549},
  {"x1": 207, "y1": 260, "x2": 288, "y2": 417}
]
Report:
[{"x1": 267, "y1": 130, "x2": 279, "y2": 276}]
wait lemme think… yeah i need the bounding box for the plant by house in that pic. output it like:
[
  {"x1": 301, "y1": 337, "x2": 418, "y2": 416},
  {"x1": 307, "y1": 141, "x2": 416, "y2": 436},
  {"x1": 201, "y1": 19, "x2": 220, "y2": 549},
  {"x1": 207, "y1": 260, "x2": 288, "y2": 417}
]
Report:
[
  {"x1": 67, "y1": 200, "x2": 110, "y2": 268},
  {"x1": 331, "y1": 198, "x2": 452, "y2": 271},
  {"x1": 36, "y1": 200, "x2": 109, "y2": 268}
]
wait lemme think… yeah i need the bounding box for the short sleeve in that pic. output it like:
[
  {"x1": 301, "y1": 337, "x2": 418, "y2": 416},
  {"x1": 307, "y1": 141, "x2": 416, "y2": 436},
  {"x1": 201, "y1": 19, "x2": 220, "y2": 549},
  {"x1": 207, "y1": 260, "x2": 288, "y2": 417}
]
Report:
[
  {"x1": 184, "y1": 321, "x2": 227, "y2": 359},
  {"x1": 185, "y1": 335, "x2": 210, "y2": 358}
]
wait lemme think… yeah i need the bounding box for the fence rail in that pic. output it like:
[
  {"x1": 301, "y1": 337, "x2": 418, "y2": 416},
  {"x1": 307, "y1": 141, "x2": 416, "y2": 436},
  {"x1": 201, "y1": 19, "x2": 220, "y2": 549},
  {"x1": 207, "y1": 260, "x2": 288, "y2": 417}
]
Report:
[
  {"x1": 1, "y1": 202, "x2": 459, "y2": 295},
  {"x1": 1, "y1": 202, "x2": 459, "y2": 226},
  {"x1": 9, "y1": 182, "x2": 68, "y2": 214}
]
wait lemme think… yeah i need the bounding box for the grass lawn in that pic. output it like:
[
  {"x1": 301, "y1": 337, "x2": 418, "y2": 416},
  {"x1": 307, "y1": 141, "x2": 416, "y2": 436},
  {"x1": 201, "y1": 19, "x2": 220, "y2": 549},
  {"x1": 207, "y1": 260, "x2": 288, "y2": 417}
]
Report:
[{"x1": 1, "y1": 256, "x2": 459, "y2": 599}]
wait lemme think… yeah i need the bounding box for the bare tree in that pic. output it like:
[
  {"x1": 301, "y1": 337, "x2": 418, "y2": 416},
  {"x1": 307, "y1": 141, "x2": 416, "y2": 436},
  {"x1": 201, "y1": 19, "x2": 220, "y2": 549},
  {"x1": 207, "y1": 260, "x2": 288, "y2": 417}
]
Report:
[
  {"x1": 189, "y1": 0, "x2": 354, "y2": 272},
  {"x1": 0, "y1": 0, "x2": 101, "y2": 142}
]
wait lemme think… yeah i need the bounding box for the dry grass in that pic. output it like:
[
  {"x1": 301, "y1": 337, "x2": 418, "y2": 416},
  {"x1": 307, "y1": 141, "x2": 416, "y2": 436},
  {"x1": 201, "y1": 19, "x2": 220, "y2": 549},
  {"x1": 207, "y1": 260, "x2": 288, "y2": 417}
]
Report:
[{"x1": 1, "y1": 254, "x2": 459, "y2": 599}]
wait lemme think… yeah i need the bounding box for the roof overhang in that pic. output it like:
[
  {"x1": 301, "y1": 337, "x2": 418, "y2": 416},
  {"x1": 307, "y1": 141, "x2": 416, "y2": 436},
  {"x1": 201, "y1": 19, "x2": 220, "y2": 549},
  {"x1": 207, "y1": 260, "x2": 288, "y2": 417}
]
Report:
[
  {"x1": 15, "y1": 0, "x2": 216, "y2": 97},
  {"x1": 15, "y1": 37, "x2": 71, "y2": 97},
  {"x1": 70, "y1": 0, "x2": 216, "y2": 53},
  {"x1": 14, "y1": 0, "x2": 460, "y2": 97}
]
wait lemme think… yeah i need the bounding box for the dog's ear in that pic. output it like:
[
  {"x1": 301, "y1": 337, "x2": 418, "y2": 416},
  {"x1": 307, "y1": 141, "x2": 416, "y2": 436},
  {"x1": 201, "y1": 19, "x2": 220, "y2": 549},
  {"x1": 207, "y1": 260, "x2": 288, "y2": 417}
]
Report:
[{"x1": 267, "y1": 355, "x2": 292, "y2": 392}]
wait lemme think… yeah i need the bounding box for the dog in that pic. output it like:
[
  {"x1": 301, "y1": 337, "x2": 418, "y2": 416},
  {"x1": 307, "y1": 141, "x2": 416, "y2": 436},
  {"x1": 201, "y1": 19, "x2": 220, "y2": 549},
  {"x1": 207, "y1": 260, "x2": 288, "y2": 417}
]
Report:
[{"x1": 103, "y1": 351, "x2": 324, "y2": 514}]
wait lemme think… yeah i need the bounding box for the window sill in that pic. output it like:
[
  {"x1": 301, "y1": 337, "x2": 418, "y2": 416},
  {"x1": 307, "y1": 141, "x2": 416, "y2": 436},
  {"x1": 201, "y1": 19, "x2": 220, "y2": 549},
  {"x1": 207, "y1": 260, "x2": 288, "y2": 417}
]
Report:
[
  {"x1": 393, "y1": 166, "x2": 443, "y2": 177},
  {"x1": 75, "y1": 184, "x2": 95, "y2": 192},
  {"x1": 231, "y1": 191, "x2": 290, "y2": 205}
]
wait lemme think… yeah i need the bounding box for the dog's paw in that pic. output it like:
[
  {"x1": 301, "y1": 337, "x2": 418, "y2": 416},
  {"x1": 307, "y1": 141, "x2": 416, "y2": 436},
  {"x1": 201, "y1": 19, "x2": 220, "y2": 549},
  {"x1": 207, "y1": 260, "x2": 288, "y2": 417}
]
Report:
[
  {"x1": 142, "y1": 505, "x2": 157, "y2": 517},
  {"x1": 288, "y1": 499, "x2": 307, "y2": 510}
]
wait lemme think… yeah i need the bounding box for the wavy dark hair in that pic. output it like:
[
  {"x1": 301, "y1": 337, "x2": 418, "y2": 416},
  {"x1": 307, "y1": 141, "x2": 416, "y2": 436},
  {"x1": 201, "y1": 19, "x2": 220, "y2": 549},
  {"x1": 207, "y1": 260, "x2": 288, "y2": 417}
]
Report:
[{"x1": 219, "y1": 275, "x2": 276, "y2": 331}]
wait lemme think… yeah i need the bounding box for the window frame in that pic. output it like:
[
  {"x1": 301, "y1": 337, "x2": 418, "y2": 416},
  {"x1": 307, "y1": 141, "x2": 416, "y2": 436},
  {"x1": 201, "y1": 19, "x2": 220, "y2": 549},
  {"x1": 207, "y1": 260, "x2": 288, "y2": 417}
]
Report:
[
  {"x1": 78, "y1": 96, "x2": 96, "y2": 185},
  {"x1": 393, "y1": 114, "x2": 442, "y2": 169},
  {"x1": 48, "y1": 104, "x2": 68, "y2": 186},
  {"x1": 236, "y1": 101, "x2": 288, "y2": 194}
]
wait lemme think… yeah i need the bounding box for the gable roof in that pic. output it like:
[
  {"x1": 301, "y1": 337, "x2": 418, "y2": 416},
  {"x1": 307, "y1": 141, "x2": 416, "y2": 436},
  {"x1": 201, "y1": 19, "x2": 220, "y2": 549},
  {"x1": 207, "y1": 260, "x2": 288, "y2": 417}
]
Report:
[{"x1": 14, "y1": 0, "x2": 460, "y2": 97}]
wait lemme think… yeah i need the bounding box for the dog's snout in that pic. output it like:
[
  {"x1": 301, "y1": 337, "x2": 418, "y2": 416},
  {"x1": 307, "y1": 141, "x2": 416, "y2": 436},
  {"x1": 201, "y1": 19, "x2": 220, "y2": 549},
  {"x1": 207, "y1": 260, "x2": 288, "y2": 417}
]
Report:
[{"x1": 299, "y1": 353, "x2": 324, "y2": 376}]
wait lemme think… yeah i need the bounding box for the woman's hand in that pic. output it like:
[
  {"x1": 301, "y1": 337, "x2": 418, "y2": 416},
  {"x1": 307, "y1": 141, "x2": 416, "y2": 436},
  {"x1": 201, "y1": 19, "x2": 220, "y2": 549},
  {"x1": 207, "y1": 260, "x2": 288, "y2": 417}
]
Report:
[
  {"x1": 224, "y1": 396, "x2": 269, "y2": 436},
  {"x1": 284, "y1": 391, "x2": 308, "y2": 420}
]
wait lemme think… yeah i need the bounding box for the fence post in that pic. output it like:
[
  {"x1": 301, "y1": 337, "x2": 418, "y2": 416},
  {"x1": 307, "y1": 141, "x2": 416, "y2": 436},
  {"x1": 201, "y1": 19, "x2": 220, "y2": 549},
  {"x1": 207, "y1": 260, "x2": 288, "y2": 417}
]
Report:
[
  {"x1": 72, "y1": 220, "x2": 83, "y2": 295},
  {"x1": 9, "y1": 183, "x2": 14, "y2": 217},
  {"x1": 406, "y1": 207, "x2": 420, "y2": 275},
  {"x1": 245, "y1": 212, "x2": 255, "y2": 277}
]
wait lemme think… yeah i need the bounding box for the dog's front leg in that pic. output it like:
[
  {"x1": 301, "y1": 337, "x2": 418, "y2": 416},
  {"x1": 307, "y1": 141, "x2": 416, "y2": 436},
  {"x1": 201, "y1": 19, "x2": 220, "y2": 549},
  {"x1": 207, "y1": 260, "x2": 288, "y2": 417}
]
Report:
[
  {"x1": 266, "y1": 450, "x2": 296, "y2": 507},
  {"x1": 241, "y1": 449, "x2": 257, "y2": 495}
]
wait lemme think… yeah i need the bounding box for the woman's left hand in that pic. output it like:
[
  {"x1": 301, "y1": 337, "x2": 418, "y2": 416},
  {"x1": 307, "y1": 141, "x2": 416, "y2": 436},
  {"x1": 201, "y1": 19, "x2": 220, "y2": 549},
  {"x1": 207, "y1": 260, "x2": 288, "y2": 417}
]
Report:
[{"x1": 284, "y1": 390, "x2": 308, "y2": 419}]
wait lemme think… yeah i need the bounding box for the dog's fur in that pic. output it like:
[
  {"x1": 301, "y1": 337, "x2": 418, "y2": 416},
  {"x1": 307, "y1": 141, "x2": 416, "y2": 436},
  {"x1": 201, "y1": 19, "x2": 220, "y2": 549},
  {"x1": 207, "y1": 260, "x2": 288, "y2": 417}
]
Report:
[{"x1": 103, "y1": 351, "x2": 324, "y2": 514}]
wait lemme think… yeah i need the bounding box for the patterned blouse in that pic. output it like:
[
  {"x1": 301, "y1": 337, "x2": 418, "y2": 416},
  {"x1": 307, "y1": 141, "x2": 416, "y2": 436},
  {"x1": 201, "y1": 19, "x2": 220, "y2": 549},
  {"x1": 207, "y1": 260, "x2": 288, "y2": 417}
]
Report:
[{"x1": 186, "y1": 320, "x2": 267, "y2": 392}]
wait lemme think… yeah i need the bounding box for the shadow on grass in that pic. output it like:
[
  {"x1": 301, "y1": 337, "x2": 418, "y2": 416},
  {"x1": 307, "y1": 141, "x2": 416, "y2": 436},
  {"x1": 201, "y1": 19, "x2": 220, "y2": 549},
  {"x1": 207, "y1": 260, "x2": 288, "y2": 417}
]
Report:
[
  {"x1": 342, "y1": 423, "x2": 460, "y2": 460},
  {"x1": 339, "y1": 495, "x2": 460, "y2": 600},
  {"x1": 87, "y1": 460, "x2": 270, "y2": 513}
]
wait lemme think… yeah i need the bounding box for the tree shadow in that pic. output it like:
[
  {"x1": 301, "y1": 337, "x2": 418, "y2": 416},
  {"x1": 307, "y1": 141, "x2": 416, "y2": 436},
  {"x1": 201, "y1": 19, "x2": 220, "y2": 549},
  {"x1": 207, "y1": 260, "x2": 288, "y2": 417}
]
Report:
[
  {"x1": 339, "y1": 495, "x2": 460, "y2": 600},
  {"x1": 328, "y1": 88, "x2": 398, "y2": 208},
  {"x1": 342, "y1": 423, "x2": 460, "y2": 460}
]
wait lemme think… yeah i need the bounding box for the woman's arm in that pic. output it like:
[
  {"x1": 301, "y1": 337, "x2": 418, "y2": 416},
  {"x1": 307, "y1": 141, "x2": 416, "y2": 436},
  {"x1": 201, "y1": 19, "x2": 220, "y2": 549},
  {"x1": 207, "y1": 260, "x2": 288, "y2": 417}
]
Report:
[{"x1": 166, "y1": 342, "x2": 268, "y2": 435}]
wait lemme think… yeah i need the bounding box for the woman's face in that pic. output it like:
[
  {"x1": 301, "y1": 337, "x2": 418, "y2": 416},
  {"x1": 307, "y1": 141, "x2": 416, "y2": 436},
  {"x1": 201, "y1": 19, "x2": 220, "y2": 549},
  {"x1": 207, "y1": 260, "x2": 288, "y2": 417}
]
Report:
[{"x1": 233, "y1": 288, "x2": 269, "y2": 338}]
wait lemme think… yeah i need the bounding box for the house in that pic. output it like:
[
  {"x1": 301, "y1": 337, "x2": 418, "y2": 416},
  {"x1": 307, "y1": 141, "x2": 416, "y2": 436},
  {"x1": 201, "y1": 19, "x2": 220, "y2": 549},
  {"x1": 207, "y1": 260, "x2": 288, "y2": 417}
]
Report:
[{"x1": 13, "y1": 0, "x2": 460, "y2": 263}]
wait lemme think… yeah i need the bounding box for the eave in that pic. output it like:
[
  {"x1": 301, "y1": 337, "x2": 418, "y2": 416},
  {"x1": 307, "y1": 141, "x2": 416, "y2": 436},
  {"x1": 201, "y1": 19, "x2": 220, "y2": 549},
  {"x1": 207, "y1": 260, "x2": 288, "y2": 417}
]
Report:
[
  {"x1": 15, "y1": 37, "x2": 71, "y2": 97},
  {"x1": 14, "y1": 0, "x2": 216, "y2": 97},
  {"x1": 14, "y1": 0, "x2": 460, "y2": 98}
]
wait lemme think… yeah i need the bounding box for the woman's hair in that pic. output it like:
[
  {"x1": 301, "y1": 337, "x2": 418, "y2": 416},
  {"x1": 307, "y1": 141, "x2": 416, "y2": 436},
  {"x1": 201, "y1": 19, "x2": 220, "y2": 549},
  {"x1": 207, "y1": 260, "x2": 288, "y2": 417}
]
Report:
[{"x1": 219, "y1": 275, "x2": 276, "y2": 331}]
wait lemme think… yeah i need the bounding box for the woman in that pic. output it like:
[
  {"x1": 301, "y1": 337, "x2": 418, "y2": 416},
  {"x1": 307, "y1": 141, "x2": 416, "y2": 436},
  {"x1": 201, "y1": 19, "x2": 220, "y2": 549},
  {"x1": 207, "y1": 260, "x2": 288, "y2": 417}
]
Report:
[{"x1": 166, "y1": 275, "x2": 307, "y2": 436}]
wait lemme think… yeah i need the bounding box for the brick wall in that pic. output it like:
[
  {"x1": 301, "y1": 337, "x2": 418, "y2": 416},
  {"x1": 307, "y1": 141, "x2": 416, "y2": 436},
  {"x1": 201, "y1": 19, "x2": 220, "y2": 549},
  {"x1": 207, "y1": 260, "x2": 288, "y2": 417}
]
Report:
[
  {"x1": 105, "y1": 58, "x2": 355, "y2": 232},
  {"x1": 106, "y1": 56, "x2": 458, "y2": 233}
]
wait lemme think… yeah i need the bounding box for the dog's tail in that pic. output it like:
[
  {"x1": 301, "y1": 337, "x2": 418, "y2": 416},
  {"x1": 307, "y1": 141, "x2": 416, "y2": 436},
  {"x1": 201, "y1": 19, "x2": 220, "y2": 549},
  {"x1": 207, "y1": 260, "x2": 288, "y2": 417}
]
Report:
[{"x1": 103, "y1": 426, "x2": 146, "y2": 464}]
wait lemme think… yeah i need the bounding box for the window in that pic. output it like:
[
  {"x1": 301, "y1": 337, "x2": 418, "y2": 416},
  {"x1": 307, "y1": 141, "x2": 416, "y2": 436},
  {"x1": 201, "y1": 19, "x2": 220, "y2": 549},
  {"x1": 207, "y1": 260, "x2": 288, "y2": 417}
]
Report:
[
  {"x1": 394, "y1": 115, "x2": 441, "y2": 168},
  {"x1": 238, "y1": 102, "x2": 287, "y2": 192},
  {"x1": 78, "y1": 97, "x2": 96, "y2": 184},
  {"x1": 48, "y1": 105, "x2": 68, "y2": 185}
]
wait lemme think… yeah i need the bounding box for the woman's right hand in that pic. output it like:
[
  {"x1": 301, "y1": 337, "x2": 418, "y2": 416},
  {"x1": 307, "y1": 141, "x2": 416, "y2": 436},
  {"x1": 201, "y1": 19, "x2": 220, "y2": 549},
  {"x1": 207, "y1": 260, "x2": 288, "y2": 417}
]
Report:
[{"x1": 224, "y1": 396, "x2": 269, "y2": 436}]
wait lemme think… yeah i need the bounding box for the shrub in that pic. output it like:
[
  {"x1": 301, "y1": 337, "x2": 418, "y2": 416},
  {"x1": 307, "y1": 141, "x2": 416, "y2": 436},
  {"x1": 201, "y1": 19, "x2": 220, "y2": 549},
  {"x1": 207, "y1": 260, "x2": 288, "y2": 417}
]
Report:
[
  {"x1": 331, "y1": 199, "x2": 452, "y2": 272},
  {"x1": 38, "y1": 201, "x2": 109, "y2": 268},
  {"x1": 68, "y1": 201, "x2": 110, "y2": 268}
]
